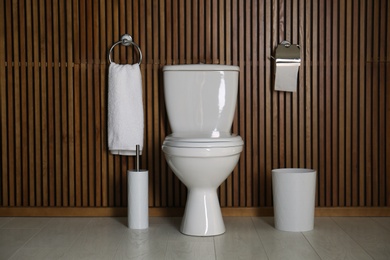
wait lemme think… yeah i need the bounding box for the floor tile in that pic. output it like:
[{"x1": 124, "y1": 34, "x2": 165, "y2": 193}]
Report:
[
  {"x1": 303, "y1": 217, "x2": 372, "y2": 260},
  {"x1": 372, "y1": 217, "x2": 390, "y2": 232},
  {"x1": 113, "y1": 218, "x2": 177, "y2": 259},
  {"x1": 62, "y1": 218, "x2": 125, "y2": 260},
  {"x1": 333, "y1": 217, "x2": 390, "y2": 260},
  {"x1": 2, "y1": 217, "x2": 50, "y2": 229},
  {"x1": 23, "y1": 217, "x2": 91, "y2": 249},
  {"x1": 0, "y1": 228, "x2": 40, "y2": 260},
  {"x1": 0, "y1": 217, "x2": 13, "y2": 228},
  {"x1": 214, "y1": 217, "x2": 268, "y2": 260},
  {"x1": 252, "y1": 217, "x2": 320, "y2": 260},
  {"x1": 165, "y1": 240, "x2": 215, "y2": 260},
  {"x1": 1, "y1": 216, "x2": 389, "y2": 260},
  {"x1": 8, "y1": 247, "x2": 69, "y2": 260}
]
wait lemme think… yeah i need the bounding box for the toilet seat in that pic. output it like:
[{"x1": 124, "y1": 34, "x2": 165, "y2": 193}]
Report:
[{"x1": 163, "y1": 133, "x2": 243, "y2": 148}]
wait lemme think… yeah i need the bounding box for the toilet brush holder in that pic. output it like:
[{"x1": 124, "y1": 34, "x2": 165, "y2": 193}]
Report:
[{"x1": 127, "y1": 145, "x2": 148, "y2": 229}]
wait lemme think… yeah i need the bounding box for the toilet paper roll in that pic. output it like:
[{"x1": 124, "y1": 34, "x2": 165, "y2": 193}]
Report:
[
  {"x1": 127, "y1": 170, "x2": 148, "y2": 229},
  {"x1": 274, "y1": 63, "x2": 300, "y2": 92}
]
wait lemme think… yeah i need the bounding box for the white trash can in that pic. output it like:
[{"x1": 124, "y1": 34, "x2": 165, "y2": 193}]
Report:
[{"x1": 272, "y1": 168, "x2": 316, "y2": 232}]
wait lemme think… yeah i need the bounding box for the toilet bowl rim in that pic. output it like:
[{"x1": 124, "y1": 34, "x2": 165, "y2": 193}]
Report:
[
  {"x1": 164, "y1": 133, "x2": 242, "y2": 142},
  {"x1": 162, "y1": 135, "x2": 243, "y2": 148},
  {"x1": 162, "y1": 144, "x2": 243, "y2": 157}
]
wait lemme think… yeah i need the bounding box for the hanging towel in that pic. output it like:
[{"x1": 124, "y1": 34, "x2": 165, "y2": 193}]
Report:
[{"x1": 108, "y1": 63, "x2": 144, "y2": 155}]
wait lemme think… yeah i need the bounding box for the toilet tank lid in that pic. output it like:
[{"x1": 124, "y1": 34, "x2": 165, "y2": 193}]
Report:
[{"x1": 163, "y1": 64, "x2": 240, "y2": 72}]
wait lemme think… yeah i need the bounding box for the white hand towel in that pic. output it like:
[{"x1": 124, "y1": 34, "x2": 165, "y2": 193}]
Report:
[{"x1": 108, "y1": 63, "x2": 144, "y2": 155}]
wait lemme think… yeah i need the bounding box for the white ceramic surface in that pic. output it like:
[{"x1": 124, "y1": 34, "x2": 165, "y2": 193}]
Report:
[
  {"x1": 163, "y1": 64, "x2": 239, "y2": 134},
  {"x1": 162, "y1": 64, "x2": 243, "y2": 236},
  {"x1": 162, "y1": 145, "x2": 242, "y2": 236}
]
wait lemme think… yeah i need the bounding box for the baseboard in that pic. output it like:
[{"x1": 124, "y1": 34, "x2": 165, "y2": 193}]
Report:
[{"x1": 1, "y1": 207, "x2": 390, "y2": 217}]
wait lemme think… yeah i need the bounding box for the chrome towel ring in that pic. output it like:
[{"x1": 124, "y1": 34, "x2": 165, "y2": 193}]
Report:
[{"x1": 108, "y1": 34, "x2": 142, "y2": 65}]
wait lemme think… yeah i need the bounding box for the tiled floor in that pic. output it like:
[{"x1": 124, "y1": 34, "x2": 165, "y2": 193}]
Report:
[{"x1": 1, "y1": 216, "x2": 390, "y2": 260}]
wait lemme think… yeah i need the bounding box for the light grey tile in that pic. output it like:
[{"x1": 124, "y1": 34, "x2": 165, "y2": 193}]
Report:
[
  {"x1": 149, "y1": 216, "x2": 179, "y2": 225},
  {"x1": 252, "y1": 217, "x2": 320, "y2": 260},
  {"x1": 43, "y1": 217, "x2": 91, "y2": 229},
  {"x1": 0, "y1": 217, "x2": 14, "y2": 228},
  {"x1": 161, "y1": 217, "x2": 214, "y2": 242},
  {"x1": 3, "y1": 216, "x2": 389, "y2": 260},
  {"x1": 0, "y1": 228, "x2": 40, "y2": 260},
  {"x1": 333, "y1": 217, "x2": 390, "y2": 260},
  {"x1": 303, "y1": 217, "x2": 372, "y2": 260},
  {"x1": 114, "y1": 240, "x2": 166, "y2": 260},
  {"x1": 84, "y1": 217, "x2": 128, "y2": 231},
  {"x1": 155, "y1": 217, "x2": 215, "y2": 259},
  {"x1": 8, "y1": 247, "x2": 69, "y2": 260},
  {"x1": 165, "y1": 240, "x2": 215, "y2": 260},
  {"x1": 63, "y1": 247, "x2": 118, "y2": 260},
  {"x1": 2, "y1": 217, "x2": 50, "y2": 229},
  {"x1": 372, "y1": 217, "x2": 390, "y2": 232},
  {"x1": 24, "y1": 217, "x2": 91, "y2": 248},
  {"x1": 63, "y1": 218, "x2": 125, "y2": 260},
  {"x1": 214, "y1": 217, "x2": 267, "y2": 260},
  {"x1": 113, "y1": 218, "x2": 176, "y2": 260}
]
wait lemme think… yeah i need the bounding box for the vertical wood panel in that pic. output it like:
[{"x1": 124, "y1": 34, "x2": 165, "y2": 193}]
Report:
[
  {"x1": 29, "y1": 0, "x2": 37, "y2": 206},
  {"x1": 59, "y1": 0, "x2": 68, "y2": 208},
  {"x1": 372, "y1": 0, "x2": 380, "y2": 206},
  {"x1": 311, "y1": 0, "x2": 319, "y2": 206},
  {"x1": 304, "y1": 0, "x2": 312, "y2": 172},
  {"x1": 0, "y1": 0, "x2": 389, "y2": 211},
  {"x1": 357, "y1": 0, "x2": 365, "y2": 207},
  {"x1": 331, "y1": 0, "x2": 339, "y2": 206},
  {"x1": 258, "y1": 0, "x2": 265, "y2": 207},
  {"x1": 387, "y1": 0, "x2": 390, "y2": 206},
  {"x1": 251, "y1": 0, "x2": 259, "y2": 207},
  {"x1": 378, "y1": 0, "x2": 387, "y2": 206},
  {"x1": 100, "y1": 0, "x2": 108, "y2": 208},
  {"x1": 45, "y1": 0, "x2": 55, "y2": 207},
  {"x1": 264, "y1": 0, "x2": 273, "y2": 207},
  {"x1": 325, "y1": 0, "x2": 332, "y2": 207},
  {"x1": 13, "y1": 0, "x2": 21, "y2": 207},
  {"x1": 0, "y1": 0, "x2": 7, "y2": 206},
  {"x1": 318, "y1": 0, "x2": 326, "y2": 206},
  {"x1": 296, "y1": 0, "x2": 303, "y2": 170},
  {"x1": 338, "y1": 0, "x2": 346, "y2": 207},
  {"x1": 67, "y1": 0, "x2": 74, "y2": 207},
  {"x1": 39, "y1": 0, "x2": 46, "y2": 206},
  {"x1": 21, "y1": 0, "x2": 29, "y2": 207}
]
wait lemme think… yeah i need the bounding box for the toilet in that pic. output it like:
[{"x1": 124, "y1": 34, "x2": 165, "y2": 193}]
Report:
[{"x1": 161, "y1": 64, "x2": 243, "y2": 236}]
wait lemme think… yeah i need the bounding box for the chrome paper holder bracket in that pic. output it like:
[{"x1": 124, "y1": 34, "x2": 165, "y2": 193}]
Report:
[{"x1": 272, "y1": 41, "x2": 301, "y2": 63}]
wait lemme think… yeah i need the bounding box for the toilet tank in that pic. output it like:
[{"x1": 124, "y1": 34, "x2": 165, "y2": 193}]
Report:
[{"x1": 163, "y1": 64, "x2": 240, "y2": 134}]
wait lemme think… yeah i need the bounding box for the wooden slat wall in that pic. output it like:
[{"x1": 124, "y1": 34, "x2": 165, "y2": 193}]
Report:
[{"x1": 0, "y1": 0, "x2": 389, "y2": 211}]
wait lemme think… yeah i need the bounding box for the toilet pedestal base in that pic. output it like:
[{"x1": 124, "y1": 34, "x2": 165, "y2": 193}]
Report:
[{"x1": 180, "y1": 188, "x2": 225, "y2": 236}]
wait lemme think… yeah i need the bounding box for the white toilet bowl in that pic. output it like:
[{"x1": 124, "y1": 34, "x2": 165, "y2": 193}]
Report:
[{"x1": 162, "y1": 134, "x2": 243, "y2": 236}]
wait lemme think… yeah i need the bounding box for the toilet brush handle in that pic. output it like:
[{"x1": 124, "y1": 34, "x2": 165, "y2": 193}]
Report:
[{"x1": 136, "y1": 145, "x2": 140, "y2": 172}]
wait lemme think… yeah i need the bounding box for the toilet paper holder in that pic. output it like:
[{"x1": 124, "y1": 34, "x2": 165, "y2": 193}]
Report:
[
  {"x1": 272, "y1": 41, "x2": 301, "y2": 63},
  {"x1": 272, "y1": 41, "x2": 301, "y2": 92}
]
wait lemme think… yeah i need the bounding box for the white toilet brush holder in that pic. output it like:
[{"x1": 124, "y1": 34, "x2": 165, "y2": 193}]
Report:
[{"x1": 127, "y1": 145, "x2": 149, "y2": 229}]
